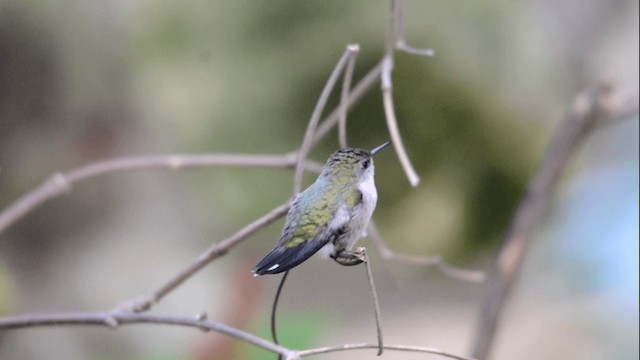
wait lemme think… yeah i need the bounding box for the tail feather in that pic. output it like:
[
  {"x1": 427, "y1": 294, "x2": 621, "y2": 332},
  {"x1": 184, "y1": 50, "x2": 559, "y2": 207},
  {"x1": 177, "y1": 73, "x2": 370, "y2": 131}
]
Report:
[{"x1": 253, "y1": 241, "x2": 327, "y2": 275}]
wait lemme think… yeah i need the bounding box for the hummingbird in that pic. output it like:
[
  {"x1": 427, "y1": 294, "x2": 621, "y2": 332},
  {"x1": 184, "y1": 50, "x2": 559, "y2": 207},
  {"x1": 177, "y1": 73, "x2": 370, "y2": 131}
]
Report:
[{"x1": 253, "y1": 141, "x2": 390, "y2": 276}]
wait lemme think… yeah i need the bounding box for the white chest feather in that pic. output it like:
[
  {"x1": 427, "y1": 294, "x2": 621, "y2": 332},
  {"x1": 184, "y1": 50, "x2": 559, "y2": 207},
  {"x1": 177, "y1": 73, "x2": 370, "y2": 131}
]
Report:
[
  {"x1": 319, "y1": 169, "x2": 378, "y2": 258},
  {"x1": 353, "y1": 172, "x2": 378, "y2": 229}
]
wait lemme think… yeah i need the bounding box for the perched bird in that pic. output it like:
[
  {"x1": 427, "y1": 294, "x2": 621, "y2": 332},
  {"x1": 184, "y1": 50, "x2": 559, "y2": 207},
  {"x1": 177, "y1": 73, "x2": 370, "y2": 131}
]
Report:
[{"x1": 253, "y1": 142, "x2": 390, "y2": 275}]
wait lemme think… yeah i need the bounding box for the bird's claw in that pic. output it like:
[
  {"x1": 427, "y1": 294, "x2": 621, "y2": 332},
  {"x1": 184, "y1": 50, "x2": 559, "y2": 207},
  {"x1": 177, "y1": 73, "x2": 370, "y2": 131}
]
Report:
[{"x1": 332, "y1": 247, "x2": 368, "y2": 266}]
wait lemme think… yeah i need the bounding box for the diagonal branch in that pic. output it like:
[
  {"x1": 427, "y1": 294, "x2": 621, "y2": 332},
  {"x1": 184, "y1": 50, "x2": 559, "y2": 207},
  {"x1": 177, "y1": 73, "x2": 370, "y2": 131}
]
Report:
[
  {"x1": 311, "y1": 61, "x2": 383, "y2": 147},
  {"x1": 121, "y1": 201, "x2": 291, "y2": 312},
  {"x1": 338, "y1": 44, "x2": 361, "y2": 148},
  {"x1": 470, "y1": 83, "x2": 639, "y2": 360},
  {"x1": 293, "y1": 46, "x2": 360, "y2": 195}
]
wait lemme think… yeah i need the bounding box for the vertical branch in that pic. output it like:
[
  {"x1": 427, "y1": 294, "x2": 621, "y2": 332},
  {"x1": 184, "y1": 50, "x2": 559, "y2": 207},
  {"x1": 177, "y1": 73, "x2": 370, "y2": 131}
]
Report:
[
  {"x1": 293, "y1": 47, "x2": 356, "y2": 195},
  {"x1": 470, "y1": 84, "x2": 639, "y2": 359},
  {"x1": 381, "y1": 0, "x2": 421, "y2": 187},
  {"x1": 361, "y1": 248, "x2": 384, "y2": 356},
  {"x1": 338, "y1": 44, "x2": 361, "y2": 149}
]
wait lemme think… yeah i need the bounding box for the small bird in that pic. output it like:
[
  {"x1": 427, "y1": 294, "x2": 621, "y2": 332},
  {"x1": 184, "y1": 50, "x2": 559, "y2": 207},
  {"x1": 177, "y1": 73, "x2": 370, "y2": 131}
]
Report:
[{"x1": 253, "y1": 142, "x2": 390, "y2": 275}]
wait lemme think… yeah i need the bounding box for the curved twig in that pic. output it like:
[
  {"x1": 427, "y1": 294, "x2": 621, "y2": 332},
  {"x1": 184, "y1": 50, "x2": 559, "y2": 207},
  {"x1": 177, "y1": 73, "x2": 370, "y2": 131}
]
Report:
[
  {"x1": 297, "y1": 343, "x2": 477, "y2": 360},
  {"x1": 311, "y1": 62, "x2": 383, "y2": 148},
  {"x1": 293, "y1": 47, "x2": 357, "y2": 195},
  {"x1": 271, "y1": 270, "x2": 290, "y2": 360},
  {"x1": 394, "y1": 0, "x2": 435, "y2": 57}
]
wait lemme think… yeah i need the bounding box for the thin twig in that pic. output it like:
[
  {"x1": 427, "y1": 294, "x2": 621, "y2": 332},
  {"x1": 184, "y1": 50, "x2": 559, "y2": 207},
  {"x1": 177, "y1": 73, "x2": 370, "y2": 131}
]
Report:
[
  {"x1": 297, "y1": 343, "x2": 477, "y2": 360},
  {"x1": 311, "y1": 62, "x2": 383, "y2": 148},
  {"x1": 394, "y1": 0, "x2": 435, "y2": 57},
  {"x1": 396, "y1": 41, "x2": 435, "y2": 57},
  {"x1": 338, "y1": 44, "x2": 360, "y2": 148},
  {"x1": 272, "y1": 270, "x2": 290, "y2": 360},
  {"x1": 361, "y1": 248, "x2": 384, "y2": 356},
  {"x1": 470, "y1": 83, "x2": 639, "y2": 360},
  {"x1": 381, "y1": 85, "x2": 420, "y2": 186},
  {"x1": 0, "y1": 311, "x2": 292, "y2": 357},
  {"x1": 367, "y1": 222, "x2": 485, "y2": 283},
  {"x1": 121, "y1": 201, "x2": 291, "y2": 312},
  {"x1": 380, "y1": 0, "x2": 421, "y2": 187},
  {"x1": 293, "y1": 47, "x2": 357, "y2": 195},
  {"x1": 0, "y1": 154, "x2": 321, "y2": 235}
]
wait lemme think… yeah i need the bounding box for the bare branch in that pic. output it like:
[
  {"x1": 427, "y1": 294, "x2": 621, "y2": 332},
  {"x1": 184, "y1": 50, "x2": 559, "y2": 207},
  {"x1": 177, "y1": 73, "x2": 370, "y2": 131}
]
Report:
[
  {"x1": 0, "y1": 311, "x2": 475, "y2": 360},
  {"x1": 470, "y1": 83, "x2": 640, "y2": 360},
  {"x1": 293, "y1": 47, "x2": 356, "y2": 195},
  {"x1": 0, "y1": 154, "x2": 321, "y2": 235},
  {"x1": 381, "y1": 0, "x2": 421, "y2": 187},
  {"x1": 297, "y1": 343, "x2": 477, "y2": 360},
  {"x1": 311, "y1": 62, "x2": 384, "y2": 147},
  {"x1": 396, "y1": 40, "x2": 435, "y2": 57},
  {"x1": 121, "y1": 201, "x2": 291, "y2": 312},
  {"x1": 381, "y1": 82, "x2": 421, "y2": 186},
  {"x1": 338, "y1": 44, "x2": 361, "y2": 148},
  {"x1": 0, "y1": 311, "x2": 292, "y2": 357},
  {"x1": 360, "y1": 247, "x2": 384, "y2": 356},
  {"x1": 394, "y1": 0, "x2": 435, "y2": 57},
  {"x1": 367, "y1": 222, "x2": 485, "y2": 283}
]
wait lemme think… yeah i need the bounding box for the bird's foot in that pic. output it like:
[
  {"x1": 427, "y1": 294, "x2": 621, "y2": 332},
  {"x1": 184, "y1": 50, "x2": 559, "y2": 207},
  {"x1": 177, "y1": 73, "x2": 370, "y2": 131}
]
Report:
[{"x1": 332, "y1": 247, "x2": 367, "y2": 266}]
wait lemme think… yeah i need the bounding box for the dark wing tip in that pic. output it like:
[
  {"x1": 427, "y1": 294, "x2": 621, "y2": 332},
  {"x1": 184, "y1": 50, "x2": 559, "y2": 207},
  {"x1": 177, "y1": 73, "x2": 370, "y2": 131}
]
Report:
[
  {"x1": 252, "y1": 250, "x2": 284, "y2": 275},
  {"x1": 253, "y1": 240, "x2": 329, "y2": 276},
  {"x1": 252, "y1": 248, "x2": 302, "y2": 275}
]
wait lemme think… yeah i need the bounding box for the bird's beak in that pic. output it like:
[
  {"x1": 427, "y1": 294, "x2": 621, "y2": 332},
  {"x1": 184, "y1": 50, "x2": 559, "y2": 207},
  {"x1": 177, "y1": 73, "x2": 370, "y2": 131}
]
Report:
[{"x1": 370, "y1": 141, "x2": 391, "y2": 156}]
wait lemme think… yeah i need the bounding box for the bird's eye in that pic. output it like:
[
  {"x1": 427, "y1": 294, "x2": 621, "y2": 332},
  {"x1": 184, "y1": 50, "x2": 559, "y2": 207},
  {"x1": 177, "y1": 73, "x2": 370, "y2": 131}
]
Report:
[{"x1": 362, "y1": 159, "x2": 370, "y2": 169}]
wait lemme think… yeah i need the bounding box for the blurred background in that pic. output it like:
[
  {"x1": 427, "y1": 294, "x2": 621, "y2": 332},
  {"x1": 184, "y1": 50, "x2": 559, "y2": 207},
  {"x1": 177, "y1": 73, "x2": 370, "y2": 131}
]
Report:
[{"x1": 0, "y1": 0, "x2": 637, "y2": 359}]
